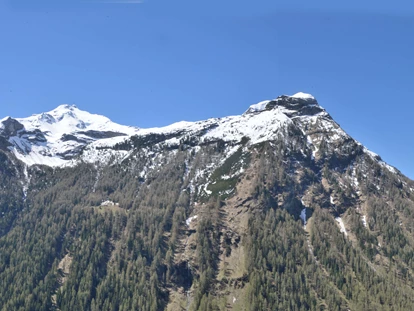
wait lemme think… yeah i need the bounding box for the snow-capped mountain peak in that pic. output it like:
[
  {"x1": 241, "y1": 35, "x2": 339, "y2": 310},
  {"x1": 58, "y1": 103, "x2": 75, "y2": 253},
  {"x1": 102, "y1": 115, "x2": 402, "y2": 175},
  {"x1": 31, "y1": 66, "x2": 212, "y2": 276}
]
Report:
[
  {"x1": 0, "y1": 105, "x2": 140, "y2": 167},
  {"x1": 18, "y1": 104, "x2": 138, "y2": 137}
]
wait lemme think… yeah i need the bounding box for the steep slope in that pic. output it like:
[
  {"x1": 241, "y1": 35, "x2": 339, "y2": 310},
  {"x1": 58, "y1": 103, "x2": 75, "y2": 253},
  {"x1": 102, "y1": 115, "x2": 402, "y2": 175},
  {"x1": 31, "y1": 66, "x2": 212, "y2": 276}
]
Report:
[{"x1": 1, "y1": 93, "x2": 414, "y2": 311}]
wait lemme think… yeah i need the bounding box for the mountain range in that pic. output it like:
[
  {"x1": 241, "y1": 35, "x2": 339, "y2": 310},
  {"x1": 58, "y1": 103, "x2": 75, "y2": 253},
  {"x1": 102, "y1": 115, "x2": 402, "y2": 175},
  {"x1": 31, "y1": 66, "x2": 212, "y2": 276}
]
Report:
[{"x1": 1, "y1": 93, "x2": 414, "y2": 311}]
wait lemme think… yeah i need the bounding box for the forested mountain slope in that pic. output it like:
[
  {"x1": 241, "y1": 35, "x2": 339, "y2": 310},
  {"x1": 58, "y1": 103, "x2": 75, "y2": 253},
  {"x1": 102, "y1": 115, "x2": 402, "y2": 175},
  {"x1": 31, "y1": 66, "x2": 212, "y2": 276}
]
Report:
[{"x1": 1, "y1": 93, "x2": 414, "y2": 311}]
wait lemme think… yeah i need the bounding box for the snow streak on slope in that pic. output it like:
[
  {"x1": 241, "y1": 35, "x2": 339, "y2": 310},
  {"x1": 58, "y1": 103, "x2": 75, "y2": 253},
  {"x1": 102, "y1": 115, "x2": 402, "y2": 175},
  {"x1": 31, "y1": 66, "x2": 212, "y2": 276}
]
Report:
[
  {"x1": 335, "y1": 217, "x2": 348, "y2": 236},
  {"x1": 300, "y1": 208, "x2": 307, "y2": 226},
  {"x1": 362, "y1": 215, "x2": 368, "y2": 228}
]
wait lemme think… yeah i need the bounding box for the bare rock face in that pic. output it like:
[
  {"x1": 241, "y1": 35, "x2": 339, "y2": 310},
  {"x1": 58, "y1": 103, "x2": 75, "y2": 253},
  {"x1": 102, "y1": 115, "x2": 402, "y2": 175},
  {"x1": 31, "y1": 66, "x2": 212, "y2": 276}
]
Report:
[{"x1": 0, "y1": 117, "x2": 24, "y2": 137}]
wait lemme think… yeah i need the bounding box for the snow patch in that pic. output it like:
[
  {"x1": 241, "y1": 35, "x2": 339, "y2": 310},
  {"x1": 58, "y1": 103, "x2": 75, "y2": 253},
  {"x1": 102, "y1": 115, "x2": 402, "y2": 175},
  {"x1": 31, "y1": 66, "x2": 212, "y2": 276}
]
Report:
[
  {"x1": 101, "y1": 200, "x2": 118, "y2": 206},
  {"x1": 11, "y1": 146, "x2": 72, "y2": 167},
  {"x1": 290, "y1": 92, "x2": 315, "y2": 100},
  {"x1": 335, "y1": 217, "x2": 348, "y2": 236},
  {"x1": 306, "y1": 136, "x2": 318, "y2": 159},
  {"x1": 244, "y1": 100, "x2": 270, "y2": 114},
  {"x1": 300, "y1": 208, "x2": 307, "y2": 226},
  {"x1": 362, "y1": 215, "x2": 367, "y2": 228},
  {"x1": 22, "y1": 165, "x2": 30, "y2": 199},
  {"x1": 186, "y1": 215, "x2": 198, "y2": 226}
]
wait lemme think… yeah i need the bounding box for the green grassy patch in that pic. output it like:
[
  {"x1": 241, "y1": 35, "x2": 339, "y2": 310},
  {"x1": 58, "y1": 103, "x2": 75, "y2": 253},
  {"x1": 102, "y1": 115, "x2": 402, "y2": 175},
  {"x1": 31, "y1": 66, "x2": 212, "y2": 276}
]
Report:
[{"x1": 204, "y1": 147, "x2": 251, "y2": 200}]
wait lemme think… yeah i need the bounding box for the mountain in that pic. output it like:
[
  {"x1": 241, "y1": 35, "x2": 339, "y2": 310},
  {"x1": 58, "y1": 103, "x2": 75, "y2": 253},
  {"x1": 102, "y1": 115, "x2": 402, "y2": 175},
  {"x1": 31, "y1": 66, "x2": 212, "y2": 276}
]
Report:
[
  {"x1": 0, "y1": 104, "x2": 139, "y2": 166},
  {"x1": 1, "y1": 93, "x2": 414, "y2": 311}
]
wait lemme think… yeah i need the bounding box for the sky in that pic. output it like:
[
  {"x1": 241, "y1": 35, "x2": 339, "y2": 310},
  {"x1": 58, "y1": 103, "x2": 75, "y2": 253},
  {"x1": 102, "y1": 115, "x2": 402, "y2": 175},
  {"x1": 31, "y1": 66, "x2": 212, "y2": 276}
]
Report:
[{"x1": 1, "y1": 0, "x2": 414, "y2": 177}]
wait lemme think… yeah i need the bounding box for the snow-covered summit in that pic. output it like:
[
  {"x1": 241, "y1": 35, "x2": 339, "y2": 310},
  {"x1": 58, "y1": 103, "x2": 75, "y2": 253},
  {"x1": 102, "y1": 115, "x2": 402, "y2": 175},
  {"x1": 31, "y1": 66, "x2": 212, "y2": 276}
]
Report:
[
  {"x1": 244, "y1": 92, "x2": 319, "y2": 115},
  {"x1": 291, "y1": 92, "x2": 315, "y2": 100},
  {"x1": 0, "y1": 105, "x2": 140, "y2": 167},
  {"x1": 18, "y1": 104, "x2": 138, "y2": 137}
]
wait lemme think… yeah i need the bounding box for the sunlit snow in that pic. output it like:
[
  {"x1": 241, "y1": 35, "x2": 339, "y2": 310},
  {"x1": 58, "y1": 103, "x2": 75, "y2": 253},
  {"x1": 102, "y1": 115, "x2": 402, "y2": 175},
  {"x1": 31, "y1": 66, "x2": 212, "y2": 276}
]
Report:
[
  {"x1": 291, "y1": 92, "x2": 315, "y2": 100},
  {"x1": 362, "y1": 215, "x2": 367, "y2": 228},
  {"x1": 335, "y1": 217, "x2": 348, "y2": 236},
  {"x1": 300, "y1": 208, "x2": 307, "y2": 226},
  {"x1": 186, "y1": 215, "x2": 198, "y2": 226},
  {"x1": 244, "y1": 100, "x2": 271, "y2": 114},
  {"x1": 5, "y1": 105, "x2": 139, "y2": 167},
  {"x1": 101, "y1": 200, "x2": 118, "y2": 206}
]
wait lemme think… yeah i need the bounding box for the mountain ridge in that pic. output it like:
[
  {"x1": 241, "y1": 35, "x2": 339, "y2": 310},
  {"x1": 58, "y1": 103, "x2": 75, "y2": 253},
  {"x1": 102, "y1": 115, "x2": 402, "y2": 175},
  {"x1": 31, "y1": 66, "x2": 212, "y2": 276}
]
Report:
[
  {"x1": 2, "y1": 92, "x2": 414, "y2": 310},
  {"x1": 0, "y1": 92, "x2": 399, "y2": 177}
]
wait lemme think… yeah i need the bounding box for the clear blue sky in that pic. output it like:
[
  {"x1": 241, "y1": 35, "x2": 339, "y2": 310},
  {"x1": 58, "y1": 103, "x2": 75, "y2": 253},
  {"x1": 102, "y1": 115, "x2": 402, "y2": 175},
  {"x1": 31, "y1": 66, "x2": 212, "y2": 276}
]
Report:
[{"x1": 1, "y1": 0, "x2": 414, "y2": 178}]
